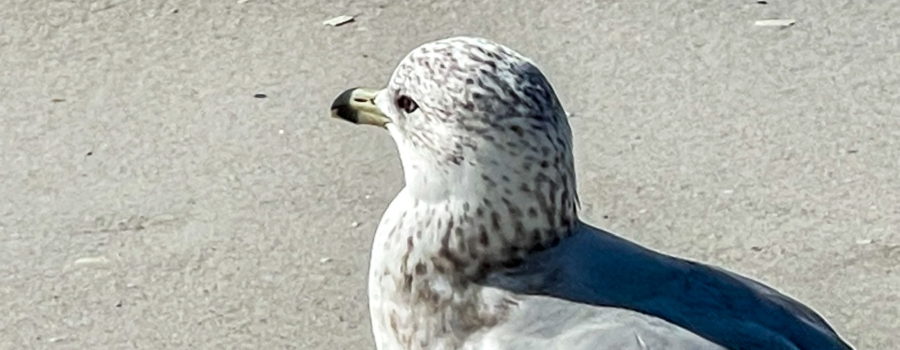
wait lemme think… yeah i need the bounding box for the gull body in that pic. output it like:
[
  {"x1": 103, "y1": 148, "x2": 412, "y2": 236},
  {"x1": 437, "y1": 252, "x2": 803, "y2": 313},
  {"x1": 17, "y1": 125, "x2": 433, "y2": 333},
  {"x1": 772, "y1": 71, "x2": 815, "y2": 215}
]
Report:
[{"x1": 331, "y1": 37, "x2": 853, "y2": 350}]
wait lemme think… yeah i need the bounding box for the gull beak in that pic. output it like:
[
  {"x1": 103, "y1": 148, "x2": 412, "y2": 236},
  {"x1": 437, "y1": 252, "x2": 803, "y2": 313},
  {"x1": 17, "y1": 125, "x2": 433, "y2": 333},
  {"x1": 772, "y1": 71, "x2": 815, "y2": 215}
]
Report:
[{"x1": 330, "y1": 87, "x2": 389, "y2": 128}]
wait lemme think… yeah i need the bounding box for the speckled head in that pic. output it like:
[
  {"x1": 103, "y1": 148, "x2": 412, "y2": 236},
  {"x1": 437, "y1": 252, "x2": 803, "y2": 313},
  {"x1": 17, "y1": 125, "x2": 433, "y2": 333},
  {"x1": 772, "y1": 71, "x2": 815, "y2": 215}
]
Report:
[
  {"x1": 332, "y1": 37, "x2": 579, "y2": 269},
  {"x1": 335, "y1": 37, "x2": 575, "y2": 200}
]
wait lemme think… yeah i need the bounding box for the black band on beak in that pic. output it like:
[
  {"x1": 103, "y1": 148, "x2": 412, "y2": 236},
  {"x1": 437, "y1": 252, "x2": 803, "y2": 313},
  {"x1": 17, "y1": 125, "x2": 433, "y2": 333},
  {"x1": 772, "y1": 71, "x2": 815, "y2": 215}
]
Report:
[{"x1": 331, "y1": 87, "x2": 360, "y2": 124}]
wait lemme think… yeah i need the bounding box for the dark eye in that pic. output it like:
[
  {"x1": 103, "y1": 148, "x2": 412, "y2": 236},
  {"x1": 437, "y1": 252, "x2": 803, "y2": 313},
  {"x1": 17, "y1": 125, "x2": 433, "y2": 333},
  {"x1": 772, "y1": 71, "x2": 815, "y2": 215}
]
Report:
[{"x1": 396, "y1": 95, "x2": 418, "y2": 113}]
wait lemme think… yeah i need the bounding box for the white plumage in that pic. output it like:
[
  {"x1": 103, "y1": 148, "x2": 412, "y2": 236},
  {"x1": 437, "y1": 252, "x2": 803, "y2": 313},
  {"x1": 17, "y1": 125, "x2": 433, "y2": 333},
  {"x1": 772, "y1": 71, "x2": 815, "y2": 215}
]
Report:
[{"x1": 331, "y1": 36, "x2": 853, "y2": 350}]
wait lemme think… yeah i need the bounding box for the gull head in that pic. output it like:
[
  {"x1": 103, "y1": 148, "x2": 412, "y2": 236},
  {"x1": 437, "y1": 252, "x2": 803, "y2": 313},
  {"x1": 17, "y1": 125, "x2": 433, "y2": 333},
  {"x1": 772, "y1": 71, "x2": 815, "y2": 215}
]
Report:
[
  {"x1": 332, "y1": 37, "x2": 579, "y2": 268},
  {"x1": 333, "y1": 37, "x2": 576, "y2": 207}
]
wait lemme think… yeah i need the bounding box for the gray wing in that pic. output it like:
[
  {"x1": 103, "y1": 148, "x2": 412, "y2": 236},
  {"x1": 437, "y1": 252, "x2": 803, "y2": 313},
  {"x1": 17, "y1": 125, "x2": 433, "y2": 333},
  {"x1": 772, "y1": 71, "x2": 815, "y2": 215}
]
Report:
[
  {"x1": 483, "y1": 222, "x2": 853, "y2": 350},
  {"x1": 466, "y1": 294, "x2": 725, "y2": 350}
]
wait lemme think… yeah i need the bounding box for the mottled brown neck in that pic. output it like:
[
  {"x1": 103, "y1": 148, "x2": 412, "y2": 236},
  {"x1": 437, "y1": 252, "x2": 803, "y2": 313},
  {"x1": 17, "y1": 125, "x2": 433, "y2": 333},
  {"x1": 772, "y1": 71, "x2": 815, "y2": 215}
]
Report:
[
  {"x1": 384, "y1": 177, "x2": 578, "y2": 287},
  {"x1": 371, "y1": 189, "x2": 576, "y2": 349}
]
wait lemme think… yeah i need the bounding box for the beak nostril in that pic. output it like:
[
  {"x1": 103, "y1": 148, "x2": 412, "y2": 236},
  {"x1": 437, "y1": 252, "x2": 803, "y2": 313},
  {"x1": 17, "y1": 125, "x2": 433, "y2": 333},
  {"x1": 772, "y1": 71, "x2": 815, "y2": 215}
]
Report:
[{"x1": 331, "y1": 87, "x2": 389, "y2": 127}]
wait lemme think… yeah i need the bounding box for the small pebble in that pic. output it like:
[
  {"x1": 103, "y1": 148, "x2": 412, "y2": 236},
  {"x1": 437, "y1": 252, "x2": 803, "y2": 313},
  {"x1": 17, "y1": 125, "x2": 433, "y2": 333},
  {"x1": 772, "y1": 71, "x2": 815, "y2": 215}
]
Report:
[
  {"x1": 323, "y1": 15, "x2": 355, "y2": 27},
  {"x1": 351, "y1": 221, "x2": 360, "y2": 228},
  {"x1": 754, "y1": 19, "x2": 796, "y2": 27},
  {"x1": 73, "y1": 256, "x2": 110, "y2": 267},
  {"x1": 856, "y1": 239, "x2": 874, "y2": 245},
  {"x1": 319, "y1": 257, "x2": 332, "y2": 264},
  {"x1": 254, "y1": 93, "x2": 267, "y2": 98}
]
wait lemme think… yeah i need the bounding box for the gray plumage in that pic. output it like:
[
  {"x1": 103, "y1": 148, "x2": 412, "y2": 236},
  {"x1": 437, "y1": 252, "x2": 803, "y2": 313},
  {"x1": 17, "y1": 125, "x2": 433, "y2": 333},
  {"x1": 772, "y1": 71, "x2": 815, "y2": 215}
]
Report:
[{"x1": 334, "y1": 36, "x2": 853, "y2": 350}]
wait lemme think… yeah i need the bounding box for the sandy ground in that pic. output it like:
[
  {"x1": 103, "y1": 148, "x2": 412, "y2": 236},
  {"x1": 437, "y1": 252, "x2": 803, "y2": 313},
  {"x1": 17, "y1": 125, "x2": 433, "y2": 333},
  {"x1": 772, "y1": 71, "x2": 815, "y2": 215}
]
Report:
[{"x1": 1, "y1": 0, "x2": 897, "y2": 349}]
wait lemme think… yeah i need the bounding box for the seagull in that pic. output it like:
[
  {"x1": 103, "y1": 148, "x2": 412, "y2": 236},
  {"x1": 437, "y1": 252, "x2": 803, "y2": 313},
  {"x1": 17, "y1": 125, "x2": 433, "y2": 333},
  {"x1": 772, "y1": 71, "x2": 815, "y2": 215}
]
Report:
[{"x1": 330, "y1": 37, "x2": 853, "y2": 350}]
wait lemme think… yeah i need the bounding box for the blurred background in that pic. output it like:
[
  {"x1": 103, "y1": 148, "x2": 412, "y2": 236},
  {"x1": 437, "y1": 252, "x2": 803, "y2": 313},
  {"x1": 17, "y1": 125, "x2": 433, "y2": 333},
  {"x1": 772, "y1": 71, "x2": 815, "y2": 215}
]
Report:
[{"x1": 1, "y1": 1, "x2": 897, "y2": 348}]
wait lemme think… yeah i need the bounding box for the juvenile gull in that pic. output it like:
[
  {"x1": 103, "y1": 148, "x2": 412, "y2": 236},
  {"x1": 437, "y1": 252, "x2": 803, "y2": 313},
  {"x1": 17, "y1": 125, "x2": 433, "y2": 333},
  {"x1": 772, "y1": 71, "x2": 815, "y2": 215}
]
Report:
[{"x1": 330, "y1": 37, "x2": 853, "y2": 350}]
